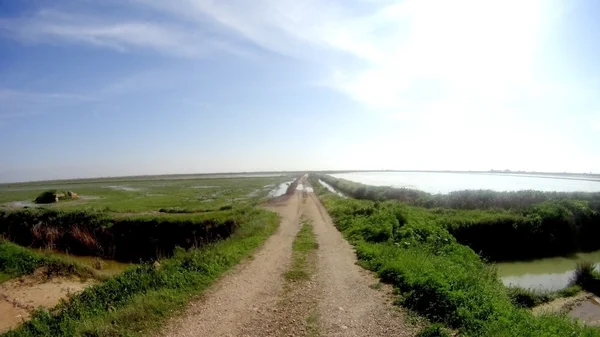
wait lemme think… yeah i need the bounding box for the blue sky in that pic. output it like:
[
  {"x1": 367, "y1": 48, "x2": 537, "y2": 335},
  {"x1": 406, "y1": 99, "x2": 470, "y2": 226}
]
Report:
[{"x1": 1, "y1": 0, "x2": 599, "y2": 182}]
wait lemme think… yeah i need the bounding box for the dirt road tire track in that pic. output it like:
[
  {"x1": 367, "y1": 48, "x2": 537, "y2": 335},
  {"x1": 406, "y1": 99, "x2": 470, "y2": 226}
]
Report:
[
  {"x1": 305, "y1": 191, "x2": 415, "y2": 337},
  {"x1": 159, "y1": 194, "x2": 302, "y2": 337},
  {"x1": 161, "y1": 176, "x2": 415, "y2": 337}
]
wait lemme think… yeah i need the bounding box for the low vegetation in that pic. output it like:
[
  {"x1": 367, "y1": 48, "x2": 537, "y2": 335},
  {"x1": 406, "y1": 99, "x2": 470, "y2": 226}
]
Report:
[
  {"x1": 572, "y1": 261, "x2": 600, "y2": 296},
  {"x1": 2, "y1": 208, "x2": 279, "y2": 337},
  {"x1": 317, "y1": 174, "x2": 600, "y2": 261},
  {"x1": 417, "y1": 324, "x2": 451, "y2": 337},
  {"x1": 34, "y1": 190, "x2": 78, "y2": 204},
  {"x1": 0, "y1": 175, "x2": 298, "y2": 335},
  {"x1": 0, "y1": 208, "x2": 247, "y2": 261},
  {"x1": 1, "y1": 175, "x2": 294, "y2": 213},
  {"x1": 319, "y1": 174, "x2": 600, "y2": 210},
  {"x1": 309, "y1": 174, "x2": 600, "y2": 336},
  {"x1": 284, "y1": 217, "x2": 318, "y2": 282},
  {"x1": 0, "y1": 240, "x2": 97, "y2": 281},
  {"x1": 506, "y1": 285, "x2": 582, "y2": 309}
]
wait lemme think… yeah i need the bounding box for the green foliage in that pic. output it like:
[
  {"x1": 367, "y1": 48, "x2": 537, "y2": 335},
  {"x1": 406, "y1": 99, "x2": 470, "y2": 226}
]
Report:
[
  {"x1": 506, "y1": 287, "x2": 556, "y2": 309},
  {"x1": 34, "y1": 190, "x2": 77, "y2": 204},
  {"x1": 1, "y1": 175, "x2": 296, "y2": 213},
  {"x1": 285, "y1": 218, "x2": 317, "y2": 281},
  {"x1": 318, "y1": 174, "x2": 600, "y2": 211},
  {"x1": 313, "y1": 174, "x2": 600, "y2": 261},
  {"x1": 417, "y1": 324, "x2": 451, "y2": 337},
  {"x1": 2, "y1": 209, "x2": 279, "y2": 337},
  {"x1": 315, "y1": 189, "x2": 600, "y2": 336},
  {"x1": 573, "y1": 261, "x2": 600, "y2": 295},
  {"x1": 0, "y1": 240, "x2": 96, "y2": 281},
  {"x1": 0, "y1": 208, "x2": 253, "y2": 261},
  {"x1": 0, "y1": 240, "x2": 44, "y2": 277}
]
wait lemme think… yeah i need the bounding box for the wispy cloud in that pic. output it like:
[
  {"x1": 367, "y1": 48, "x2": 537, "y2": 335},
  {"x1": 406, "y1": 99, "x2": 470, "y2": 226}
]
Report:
[
  {"x1": 0, "y1": 88, "x2": 94, "y2": 119},
  {"x1": 0, "y1": 0, "x2": 586, "y2": 120},
  {"x1": 128, "y1": 0, "x2": 566, "y2": 114},
  {"x1": 0, "y1": 9, "x2": 248, "y2": 58}
]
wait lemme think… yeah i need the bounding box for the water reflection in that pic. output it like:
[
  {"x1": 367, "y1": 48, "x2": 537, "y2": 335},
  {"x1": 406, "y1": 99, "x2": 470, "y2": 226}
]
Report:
[{"x1": 496, "y1": 250, "x2": 600, "y2": 290}]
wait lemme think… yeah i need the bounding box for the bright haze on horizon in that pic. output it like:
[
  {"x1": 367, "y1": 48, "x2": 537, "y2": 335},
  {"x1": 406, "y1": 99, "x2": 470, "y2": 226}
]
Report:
[{"x1": 1, "y1": 0, "x2": 599, "y2": 183}]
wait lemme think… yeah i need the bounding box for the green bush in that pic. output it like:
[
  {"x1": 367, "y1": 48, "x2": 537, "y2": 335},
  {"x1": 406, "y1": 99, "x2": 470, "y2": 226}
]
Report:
[
  {"x1": 316, "y1": 191, "x2": 600, "y2": 336},
  {"x1": 0, "y1": 208, "x2": 248, "y2": 261},
  {"x1": 506, "y1": 287, "x2": 554, "y2": 308},
  {"x1": 573, "y1": 261, "x2": 600, "y2": 295},
  {"x1": 417, "y1": 324, "x2": 451, "y2": 337}
]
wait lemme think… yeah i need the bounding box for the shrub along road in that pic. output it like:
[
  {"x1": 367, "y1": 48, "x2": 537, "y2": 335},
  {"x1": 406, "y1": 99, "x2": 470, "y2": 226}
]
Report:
[{"x1": 159, "y1": 176, "x2": 414, "y2": 337}]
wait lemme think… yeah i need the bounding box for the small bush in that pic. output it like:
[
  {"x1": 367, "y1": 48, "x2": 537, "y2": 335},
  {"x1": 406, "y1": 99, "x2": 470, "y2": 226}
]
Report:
[
  {"x1": 573, "y1": 261, "x2": 600, "y2": 295},
  {"x1": 417, "y1": 324, "x2": 451, "y2": 337},
  {"x1": 506, "y1": 287, "x2": 554, "y2": 308},
  {"x1": 557, "y1": 284, "x2": 581, "y2": 297}
]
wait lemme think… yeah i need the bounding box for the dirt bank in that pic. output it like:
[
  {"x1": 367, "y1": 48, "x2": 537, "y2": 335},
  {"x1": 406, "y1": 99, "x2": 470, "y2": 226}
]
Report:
[{"x1": 0, "y1": 268, "x2": 96, "y2": 332}]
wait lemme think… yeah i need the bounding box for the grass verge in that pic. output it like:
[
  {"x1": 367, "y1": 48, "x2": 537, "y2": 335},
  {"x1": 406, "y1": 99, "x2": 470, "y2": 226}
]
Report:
[
  {"x1": 2, "y1": 208, "x2": 279, "y2": 337},
  {"x1": 281, "y1": 216, "x2": 320, "y2": 337},
  {"x1": 284, "y1": 217, "x2": 318, "y2": 282}
]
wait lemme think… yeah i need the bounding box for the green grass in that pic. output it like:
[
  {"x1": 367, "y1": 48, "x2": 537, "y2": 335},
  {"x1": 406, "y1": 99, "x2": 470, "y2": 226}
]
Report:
[
  {"x1": 2, "y1": 208, "x2": 279, "y2": 337},
  {"x1": 0, "y1": 175, "x2": 295, "y2": 213},
  {"x1": 0, "y1": 240, "x2": 99, "y2": 281},
  {"x1": 313, "y1": 174, "x2": 600, "y2": 262},
  {"x1": 306, "y1": 310, "x2": 320, "y2": 337},
  {"x1": 506, "y1": 285, "x2": 582, "y2": 309},
  {"x1": 308, "y1": 174, "x2": 600, "y2": 337},
  {"x1": 417, "y1": 324, "x2": 451, "y2": 337},
  {"x1": 284, "y1": 217, "x2": 318, "y2": 282},
  {"x1": 0, "y1": 175, "x2": 297, "y2": 335}
]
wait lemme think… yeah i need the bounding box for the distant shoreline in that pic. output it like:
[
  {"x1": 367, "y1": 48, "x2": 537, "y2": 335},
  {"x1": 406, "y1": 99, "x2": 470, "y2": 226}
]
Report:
[
  {"x1": 1, "y1": 169, "x2": 599, "y2": 186},
  {"x1": 326, "y1": 170, "x2": 600, "y2": 183}
]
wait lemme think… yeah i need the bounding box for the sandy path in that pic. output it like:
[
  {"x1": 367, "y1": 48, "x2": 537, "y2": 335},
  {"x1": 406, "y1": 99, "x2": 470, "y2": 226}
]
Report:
[
  {"x1": 160, "y1": 193, "x2": 302, "y2": 337},
  {"x1": 304, "y1": 189, "x2": 414, "y2": 337},
  {"x1": 161, "y1": 176, "x2": 414, "y2": 337}
]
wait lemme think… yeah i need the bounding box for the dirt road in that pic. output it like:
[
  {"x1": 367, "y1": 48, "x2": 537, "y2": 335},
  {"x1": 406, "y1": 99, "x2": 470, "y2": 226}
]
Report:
[{"x1": 160, "y1": 176, "x2": 414, "y2": 337}]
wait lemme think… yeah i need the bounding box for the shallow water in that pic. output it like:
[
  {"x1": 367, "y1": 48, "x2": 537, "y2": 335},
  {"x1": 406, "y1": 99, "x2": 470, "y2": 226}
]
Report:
[
  {"x1": 332, "y1": 172, "x2": 600, "y2": 194},
  {"x1": 318, "y1": 179, "x2": 346, "y2": 198},
  {"x1": 296, "y1": 183, "x2": 314, "y2": 193},
  {"x1": 496, "y1": 251, "x2": 600, "y2": 291},
  {"x1": 105, "y1": 185, "x2": 144, "y2": 192},
  {"x1": 3, "y1": 201, "x2": 38, "y2": 208},
  {"x1": 268, "y1": 180, "x2": 294, "y2": 198}
]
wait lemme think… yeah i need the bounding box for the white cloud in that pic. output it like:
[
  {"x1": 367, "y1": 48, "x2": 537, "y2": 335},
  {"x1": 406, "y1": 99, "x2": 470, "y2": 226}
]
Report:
[
  {"x1": 125, "y1": 0, "x2": 564, "y2": 113},
  {"x1": 0, "y1": 89, "x2": 94, "y2": 119},
  {"x1": 0, "y1": 9, "x2": 247, "y2": 58}
]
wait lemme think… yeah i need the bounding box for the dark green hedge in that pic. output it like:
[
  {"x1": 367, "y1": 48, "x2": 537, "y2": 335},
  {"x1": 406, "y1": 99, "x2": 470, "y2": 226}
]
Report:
[{"x1": 0, "y1": 208, "x2": 246, "y2": 262}]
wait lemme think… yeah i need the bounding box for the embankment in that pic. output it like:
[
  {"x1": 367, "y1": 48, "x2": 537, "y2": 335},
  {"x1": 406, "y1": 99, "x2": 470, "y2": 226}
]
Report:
[
  {"x1": 0, "y1": 208, "x2": 245, "y2": 262},
  {"x1": 308, "y1": 174, "x2": 600, "y2": 336},
  {"x1": 316, "y1": 174, "x2": 600, "y2": 261}
]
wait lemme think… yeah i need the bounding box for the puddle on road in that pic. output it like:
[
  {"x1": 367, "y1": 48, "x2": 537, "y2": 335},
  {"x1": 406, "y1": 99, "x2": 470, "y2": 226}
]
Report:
[
  {"x1": 296, "y1": 184, "x2": 314, "y2": 193},
  {"x1": 268, "y1": 180, "x2": 295, "y2": 198}
]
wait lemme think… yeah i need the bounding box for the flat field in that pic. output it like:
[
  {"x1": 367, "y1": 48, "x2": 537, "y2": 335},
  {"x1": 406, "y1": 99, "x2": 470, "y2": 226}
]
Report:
[{"x1": 0, "y1": 174, "x2": 295, "y2": 213}]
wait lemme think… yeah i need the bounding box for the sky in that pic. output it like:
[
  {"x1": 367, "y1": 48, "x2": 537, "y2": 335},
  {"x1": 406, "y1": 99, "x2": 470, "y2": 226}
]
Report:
[{"x1": 1, "y1": 0, "x2": 599, "y2": 182}]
